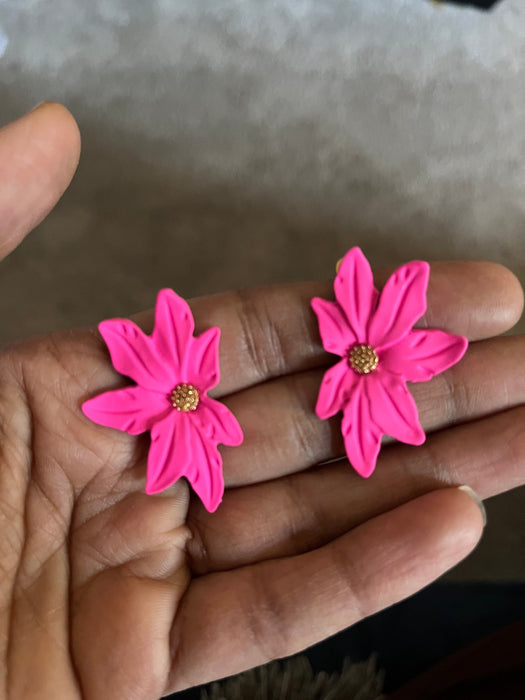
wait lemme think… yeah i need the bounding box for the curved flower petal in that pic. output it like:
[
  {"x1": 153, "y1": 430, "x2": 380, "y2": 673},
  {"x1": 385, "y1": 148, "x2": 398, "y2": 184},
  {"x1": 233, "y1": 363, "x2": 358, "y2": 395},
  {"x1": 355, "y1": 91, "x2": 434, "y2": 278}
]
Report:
[
  {"x1": 99, "y1": 319, "x2": 170, "y2": 391},
  {"x1": 146, "y1": 412, "x2": 188, "y2": 495},
  {"x1": 82, "y1": 385, "x2": 171, "y2": 435},
  {"x1": 311, "y1": 297, "x2": 355, "y2": 356},
  {"x1": 368, "y1": 261, "x2": 430, "y2": 349},
  {"x1": 152, "y1": 288, "x2": 195, "y2": 378},
  {"x1": 366, "y1": 372, "x2": 425, "y2": 446},
  {"x1": 341, "y1": 382, "x2": 382, "y2": 478},
  {"x1": 188, "y1": 423, "x2": 225, "y2": 513},
  {"x1": 146, "y1": 412, "x2": 226, "y2": 512},
  {"x1": 195, "y1": 396, "x2": 244, "y2": 446},
  {"x1": 334, "y1": 247, "x2": 379, "y2": 343},
  {"x1": 380, "y1": 329, "x2": 468, "y2": 383},
  {"x1": 315, "y1": 359, "x2": 358, "y2": 420},
  {"x1": 189, "y1": 327, "x2": 221, "y2": 392}
]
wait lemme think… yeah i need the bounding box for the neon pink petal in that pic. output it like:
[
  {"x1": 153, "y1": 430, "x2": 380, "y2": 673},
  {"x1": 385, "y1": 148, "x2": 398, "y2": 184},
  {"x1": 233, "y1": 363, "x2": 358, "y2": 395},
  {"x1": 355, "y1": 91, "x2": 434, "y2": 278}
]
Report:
[
  {"x1": 189, "y1": 327, "x2": 221, "y2": 392},
  {"x1": 341, "y1": 382, "x2": 382, "y2": 477},
  {"x1": 368, "y1": 261, "x2": 430, "y2": 349},
  {"x1": 99, "y1": 319, "x2": 170, "y2": 391},
  {"x1": 188, "y1": 424, "x2": 225, "y2": 513},
  {"x1": 152, "y1": 289, "x2": 195, "y2": 378},
  {"x1": 146, "y1": 412, "x2": 225, "y2": 512},
  {"x1": 145, "y1": 413, "x2": 185, "y2": 494},
  {"x1": 366, "y1": 372, "x2": 425, "y2": 446},
  {"x1": 315, "y1": 359, "x2": 358, "y2": 420},
  {"x1": 82, "y1": 385, "x2": 171, "y2": 435},
  {"x1": 334, "y1": 247, "x2": 379, "y2": 343},
  {"x1": 381, "y1": 329, "x2": 468, "y2": 383},
  {"x1": 195, "y1": 397, "x2": 244, "y2": 446},
  {"x1": 311, "y1": 297, "x2": 355, "y2": 356}
]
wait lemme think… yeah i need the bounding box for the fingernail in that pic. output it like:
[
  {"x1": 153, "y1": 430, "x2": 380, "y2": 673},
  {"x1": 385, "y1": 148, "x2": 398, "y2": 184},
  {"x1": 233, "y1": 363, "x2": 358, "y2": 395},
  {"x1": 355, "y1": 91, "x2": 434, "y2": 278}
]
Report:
[
  {"x1": 335, "y1": 258, "x2": 342, "y2": 273},
  {"x1": 458, "y1": 485, "x2": 487, "y2": 527},
  {"x1": 29, "y1": 100, "x2": 50, "y2": 113}
]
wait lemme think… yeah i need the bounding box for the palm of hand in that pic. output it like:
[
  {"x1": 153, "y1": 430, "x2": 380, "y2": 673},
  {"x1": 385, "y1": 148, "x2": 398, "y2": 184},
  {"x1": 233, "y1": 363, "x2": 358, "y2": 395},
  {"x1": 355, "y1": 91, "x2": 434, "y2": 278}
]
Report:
[{"x1": 1, "y1": 104, "x2": 524, "y2": 700}]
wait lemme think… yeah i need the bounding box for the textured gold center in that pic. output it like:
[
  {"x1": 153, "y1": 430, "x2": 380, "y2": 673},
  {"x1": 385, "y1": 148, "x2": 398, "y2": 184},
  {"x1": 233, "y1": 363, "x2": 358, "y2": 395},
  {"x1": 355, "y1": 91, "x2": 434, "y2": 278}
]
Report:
[
  {"x1": 171, "y1": 383, "x2": 200, "y2": 412},
  {"x1": 348, "y1": 344, "x2": 379, "y2": 374}
]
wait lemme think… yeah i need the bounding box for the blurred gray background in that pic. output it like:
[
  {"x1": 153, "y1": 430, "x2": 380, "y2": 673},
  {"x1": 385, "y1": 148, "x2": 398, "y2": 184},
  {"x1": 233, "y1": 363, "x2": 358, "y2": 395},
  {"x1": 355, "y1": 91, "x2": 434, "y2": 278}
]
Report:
[{"x1": 0, "y1": 0, "x2": 523, "y2": 581}]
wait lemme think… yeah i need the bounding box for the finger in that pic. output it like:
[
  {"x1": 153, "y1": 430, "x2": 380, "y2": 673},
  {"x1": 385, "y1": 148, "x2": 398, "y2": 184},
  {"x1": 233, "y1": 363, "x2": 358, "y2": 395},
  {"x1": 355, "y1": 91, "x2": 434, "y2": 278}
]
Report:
[
  {"x1": 188, "y1": 404, "x2": 524, "y2": 573},
  {"x1": 218, "y1": 334, "x2": 525, "y2": 486},
  {"x1": 0, "y1": 102, "x2": 81, "y2": 260},
  {"x1": 130, "y1": 262, "x2": 523, "y2": 398},
  {"x1": 169, "y1": 487, "x2": 483, "y2": 692}
]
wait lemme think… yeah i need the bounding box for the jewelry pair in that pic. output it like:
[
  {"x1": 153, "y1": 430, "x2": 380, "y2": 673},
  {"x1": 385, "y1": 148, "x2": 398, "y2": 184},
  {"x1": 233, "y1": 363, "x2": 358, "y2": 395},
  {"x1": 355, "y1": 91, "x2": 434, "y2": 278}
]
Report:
[{"x1": 82, "y1": 248, "x2": 468, "y2": 513}]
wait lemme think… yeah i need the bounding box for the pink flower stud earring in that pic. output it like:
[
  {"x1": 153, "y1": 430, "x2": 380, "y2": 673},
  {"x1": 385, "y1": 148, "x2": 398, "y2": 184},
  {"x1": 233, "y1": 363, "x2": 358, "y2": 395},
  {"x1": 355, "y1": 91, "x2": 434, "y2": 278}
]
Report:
[
  {"x1": 82, "y1": 289, "x2": 243, "y2": 512},
  {"x1": 311, "y1": 247, "x2": 468, "y2": 477}
]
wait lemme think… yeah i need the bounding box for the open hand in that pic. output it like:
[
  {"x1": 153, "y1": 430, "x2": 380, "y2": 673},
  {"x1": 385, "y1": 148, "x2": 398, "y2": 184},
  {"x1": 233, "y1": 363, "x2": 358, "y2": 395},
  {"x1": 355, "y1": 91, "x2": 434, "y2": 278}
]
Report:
[{"x1": 1, "y1": 103, "x2": 524, "y2": 699}]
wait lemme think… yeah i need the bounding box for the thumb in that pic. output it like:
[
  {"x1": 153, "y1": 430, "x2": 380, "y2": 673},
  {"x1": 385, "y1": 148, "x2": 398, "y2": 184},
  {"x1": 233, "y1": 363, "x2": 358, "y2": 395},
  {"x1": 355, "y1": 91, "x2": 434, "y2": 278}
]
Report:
[{"x1": 0, "y1": 101, "x2": 81, "y2": 260}]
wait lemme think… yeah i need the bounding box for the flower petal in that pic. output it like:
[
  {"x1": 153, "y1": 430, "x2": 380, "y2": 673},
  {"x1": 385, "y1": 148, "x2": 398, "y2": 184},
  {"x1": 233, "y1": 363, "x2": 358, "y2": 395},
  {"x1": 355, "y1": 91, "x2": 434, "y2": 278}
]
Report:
[
  {"x1": 152, "y1": 288, "x2": 195, "y2": 377},
  {"x1": 188, "y1": 424, "x2": 225, "y2": 513},
  {"x1": 146, "y1": 412, "x2": 187, "y2": 494},
  {"x1": 99, "y1": 319, "x2": 170, "y2": 391},
  {"x1": 380, "y1": 329, "x2": 468, "y2": 383},
  {"x1": 368, "y1": 261, "x2": 430, "y2": 349},
  {"x1": 189, "y1": 327, "x2": 221, "y2": 392},
  {"x1": 315, "y1": 359, "x2": 358, "y2": 420},
  {"x1": 334, "y1": 247, "x2": 379, "y2": 343},
  {"x1": 366, "y1": 372, "x2": 425, "y2": 445},
  {"x1": 341, "y1": 382, "x2": 382, "y2": 478},
  {"x1": 82, "y1": 385, "x2": 171, "y2": 435},
  {"x1": 311, "y1": 297, "x2": 355, "y2": 356},
  {"x1": 146, "y1": 412, "x2": 226, "y2": 512},
  {"x1": 195, "y1": 397, "x2": 244, "y2": 446}
]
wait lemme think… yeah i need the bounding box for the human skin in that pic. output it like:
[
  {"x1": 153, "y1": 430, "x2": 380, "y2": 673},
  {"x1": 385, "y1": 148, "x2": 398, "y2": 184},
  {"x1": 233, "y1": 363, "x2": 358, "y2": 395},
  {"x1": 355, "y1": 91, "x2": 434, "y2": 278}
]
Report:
[{"x1": 0, "y1": 103, "x2": 524, "y2": 699}]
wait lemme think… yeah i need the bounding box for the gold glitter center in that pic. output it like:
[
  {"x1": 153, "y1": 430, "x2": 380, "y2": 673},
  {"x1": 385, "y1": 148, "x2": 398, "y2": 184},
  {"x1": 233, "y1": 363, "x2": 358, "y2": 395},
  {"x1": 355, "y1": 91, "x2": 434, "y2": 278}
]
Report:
[
  {"x1": 171, "y1": 383, "x2": 200, "y2": 412},
  {"x1": 348, "y1": 344, "x2": 379, "y2": 375}
]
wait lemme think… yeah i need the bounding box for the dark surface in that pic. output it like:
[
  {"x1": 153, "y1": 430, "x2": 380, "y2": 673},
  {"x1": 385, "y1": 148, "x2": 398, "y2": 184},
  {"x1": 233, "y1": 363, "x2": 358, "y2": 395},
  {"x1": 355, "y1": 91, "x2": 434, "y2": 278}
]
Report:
[
  {"x1": 168, "y1": 581, "x2": 525, "y2": 698},
  {"x1": 306, "y1": 581, "x2": 525, "y2": 693},
  {"x1": 445, "y1": 0, "x2": 502, "y2": 9},
  {"x1": 390, "y1": 621, "x2": 525, "y2": 699}
]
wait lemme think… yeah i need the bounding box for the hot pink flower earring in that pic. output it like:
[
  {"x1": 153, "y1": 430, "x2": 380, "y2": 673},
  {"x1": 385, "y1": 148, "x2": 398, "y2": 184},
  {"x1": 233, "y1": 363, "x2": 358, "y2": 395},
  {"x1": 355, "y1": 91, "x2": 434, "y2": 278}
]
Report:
[
  {"x1": 82, "y1": 289, "x2": 243, "y2": 512},
  {"x1": 311, "y1": 247, "x2": 468, "y2": 477}
]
